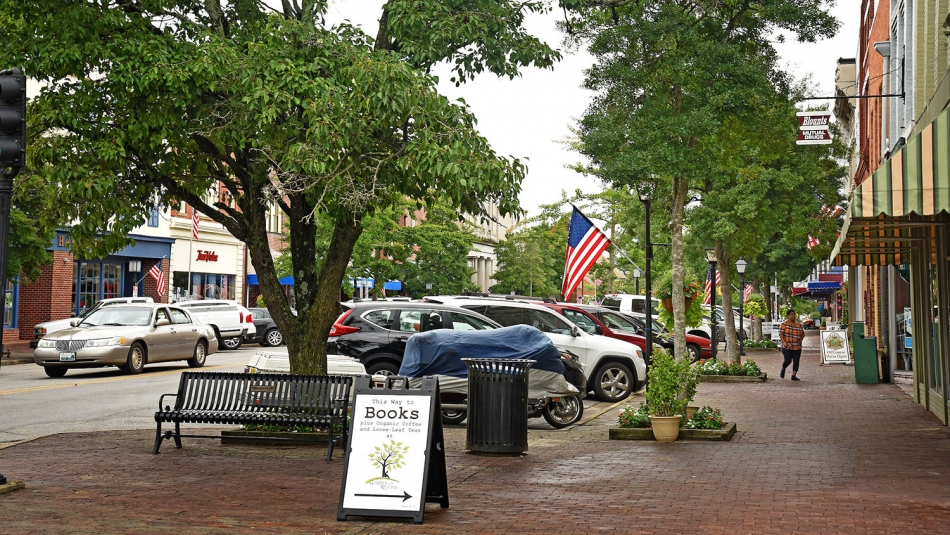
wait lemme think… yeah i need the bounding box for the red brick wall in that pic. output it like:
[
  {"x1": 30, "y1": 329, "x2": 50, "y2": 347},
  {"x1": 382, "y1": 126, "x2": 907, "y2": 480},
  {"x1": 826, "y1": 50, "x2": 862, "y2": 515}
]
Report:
[
  {"x1": 17, "y1": 250, "x2": 75, "y2": 340},
  {"x1": 143, "y1": 258, "x2": 169, "y2": 303},
  {"x1": 856, "y1": 0, "x2": 890, "y2": 185}
]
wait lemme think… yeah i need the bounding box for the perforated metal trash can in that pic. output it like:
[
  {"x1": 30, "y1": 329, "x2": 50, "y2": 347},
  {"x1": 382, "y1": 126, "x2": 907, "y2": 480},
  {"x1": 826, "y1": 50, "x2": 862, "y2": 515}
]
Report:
[{"x1": 462, "y1": 358, "x2": 534, "y2": 454}]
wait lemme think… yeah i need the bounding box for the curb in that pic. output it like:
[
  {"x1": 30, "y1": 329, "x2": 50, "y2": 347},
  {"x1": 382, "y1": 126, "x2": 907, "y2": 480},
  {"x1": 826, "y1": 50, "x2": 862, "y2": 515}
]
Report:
[{"x1": 0, "y1": 480, "x2": 26, "y2": 495}]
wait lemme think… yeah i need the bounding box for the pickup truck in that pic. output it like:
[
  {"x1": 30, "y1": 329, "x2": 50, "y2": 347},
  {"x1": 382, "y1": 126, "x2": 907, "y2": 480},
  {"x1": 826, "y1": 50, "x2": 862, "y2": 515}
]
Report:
[
  {"x1": 31, "y1": 297, "x2": 155, "y2": 348},
  {"x1": 176, "y1": 299, "x2": 257, "y2": 350}
]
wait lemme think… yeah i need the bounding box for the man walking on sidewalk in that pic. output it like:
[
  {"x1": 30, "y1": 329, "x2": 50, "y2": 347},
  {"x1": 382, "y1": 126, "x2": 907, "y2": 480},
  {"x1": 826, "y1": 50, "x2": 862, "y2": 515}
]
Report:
[{"x1": 779, "y1": 309, "x2": 805, "y2": 381}]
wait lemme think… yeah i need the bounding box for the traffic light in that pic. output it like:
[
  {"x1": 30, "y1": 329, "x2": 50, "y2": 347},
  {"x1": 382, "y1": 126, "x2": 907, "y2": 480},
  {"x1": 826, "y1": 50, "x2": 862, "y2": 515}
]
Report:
[{"x1": 0, "y1": 68, "x2": 25, "y2": 167}]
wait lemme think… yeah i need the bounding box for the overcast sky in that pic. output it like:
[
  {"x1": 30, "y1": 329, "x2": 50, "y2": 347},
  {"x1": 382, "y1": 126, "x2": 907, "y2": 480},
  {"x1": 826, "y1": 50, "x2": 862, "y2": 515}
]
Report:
[{"x1": 326, "y1": 1, "x2": 861, "y2": 218}]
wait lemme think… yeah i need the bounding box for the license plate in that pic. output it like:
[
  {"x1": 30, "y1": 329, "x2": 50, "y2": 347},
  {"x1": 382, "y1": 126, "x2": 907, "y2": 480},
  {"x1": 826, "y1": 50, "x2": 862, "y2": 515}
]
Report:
[{"x1": 59, "y1": 352, "x2": 76, "y2": 362}]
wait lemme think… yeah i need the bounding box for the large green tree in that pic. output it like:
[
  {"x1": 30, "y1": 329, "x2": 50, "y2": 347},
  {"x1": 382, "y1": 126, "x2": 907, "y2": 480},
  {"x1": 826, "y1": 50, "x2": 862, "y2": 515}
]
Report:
[
  {"x1": 3, "y1": 0, "x2": 559, "y2": 373},
  {"x1": 563, "y1": 0, "x2": 839, "y2": 359}
]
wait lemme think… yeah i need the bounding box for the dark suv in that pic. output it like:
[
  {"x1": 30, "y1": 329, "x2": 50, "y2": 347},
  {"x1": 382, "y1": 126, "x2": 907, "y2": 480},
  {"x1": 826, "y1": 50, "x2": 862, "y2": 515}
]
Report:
[{"x1": 329, "y1": 301, "x2": 501, "y2": 376}]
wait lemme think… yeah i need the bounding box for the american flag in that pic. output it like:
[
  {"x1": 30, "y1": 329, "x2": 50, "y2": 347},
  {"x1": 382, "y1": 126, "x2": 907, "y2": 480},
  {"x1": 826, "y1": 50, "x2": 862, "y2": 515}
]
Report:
[
  {"x1": 703, "y1": 266, "x2": 720, "y2": 305},
  {"x1": 561, "y1": 207, "x2": 611, "y2": 299},
  {"x1": 148, "y1": 264, "x2": 166, "y2": 297},
  {"x1": 192, "y1": 210, "x2": 200, "y2": 240},
  {"x1": 807, "y1": 205, "x2": 845, "y2": 249},
  {"x1": 743, "y1": 284, "x2": 753, "y2": 303}
]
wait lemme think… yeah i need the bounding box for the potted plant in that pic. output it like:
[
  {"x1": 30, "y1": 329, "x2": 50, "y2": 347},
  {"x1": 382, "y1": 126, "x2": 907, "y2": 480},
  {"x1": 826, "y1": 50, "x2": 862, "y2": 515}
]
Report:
[{"x1": 645, "y1": 349, "x2": 698, "y2": 442}]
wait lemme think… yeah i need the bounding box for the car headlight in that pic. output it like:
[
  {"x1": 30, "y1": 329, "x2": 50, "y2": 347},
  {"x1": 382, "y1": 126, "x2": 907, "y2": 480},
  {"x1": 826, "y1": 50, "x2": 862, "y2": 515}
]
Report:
[
  {"x1": 37, "y1": 339, "x2": 56, "y2": 348},
  {"x1": 85, "y1": 337, "x2": 126, "y2": 347}
]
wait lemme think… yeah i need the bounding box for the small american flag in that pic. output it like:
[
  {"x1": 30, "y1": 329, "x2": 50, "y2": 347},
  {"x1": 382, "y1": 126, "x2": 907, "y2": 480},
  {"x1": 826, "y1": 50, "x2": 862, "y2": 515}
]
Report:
[
  {"x1": 703, "y1": 266, "x2": 720, "y2": 305},
  {"x1": 192, "y1": 210, "x2": 200, "y2": 240},
  {"x1": 148, "y1": 264, "x2": 166, "y2": 297},
  {"x1": 743, "y1": 284, "x2": 753, "y2": 303}
]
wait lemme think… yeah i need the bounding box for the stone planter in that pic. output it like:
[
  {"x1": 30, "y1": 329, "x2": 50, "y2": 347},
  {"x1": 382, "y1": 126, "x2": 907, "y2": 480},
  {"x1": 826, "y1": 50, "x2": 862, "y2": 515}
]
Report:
[
  {"x1": 609, "y1": 422, "x2": 737, "y2": 441},
  {"x1": 648, "y1": 415, "x2": 682, "y2": 442},
  {"x1": 220, "y1": 429, "x2": 330, "y2": 446},
  {"x1": 699, "y1": 373, "x2": 768, "y2": 383},
  {"x1": 742, "y1": 348, "x2": 779, "y2": 354}
]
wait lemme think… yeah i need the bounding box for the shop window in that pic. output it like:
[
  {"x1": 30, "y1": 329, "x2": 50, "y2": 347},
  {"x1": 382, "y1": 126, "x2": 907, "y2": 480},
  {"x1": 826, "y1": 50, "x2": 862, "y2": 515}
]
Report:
[
  {"x1": 172, "y1": 272, "x2": 236, "y2": 301},
  {"x1": 3, "y1": 279, "x2": 17, "y2": 328},
  {"x1": 72, "y1": 262, "x2": 124, "y2": 316}
]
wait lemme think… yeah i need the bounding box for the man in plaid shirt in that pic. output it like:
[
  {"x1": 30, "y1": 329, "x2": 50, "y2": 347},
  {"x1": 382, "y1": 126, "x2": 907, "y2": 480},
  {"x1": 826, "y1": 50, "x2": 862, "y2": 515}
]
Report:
[{"x1": 779, "y1": 309, "x2": 805, "y2": 381}]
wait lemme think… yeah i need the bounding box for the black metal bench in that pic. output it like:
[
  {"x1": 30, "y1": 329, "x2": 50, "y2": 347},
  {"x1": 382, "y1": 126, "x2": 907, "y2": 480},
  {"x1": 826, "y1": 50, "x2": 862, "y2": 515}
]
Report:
[{"x1": 154, "y1": 371, "x2": 353, "y2": 461}]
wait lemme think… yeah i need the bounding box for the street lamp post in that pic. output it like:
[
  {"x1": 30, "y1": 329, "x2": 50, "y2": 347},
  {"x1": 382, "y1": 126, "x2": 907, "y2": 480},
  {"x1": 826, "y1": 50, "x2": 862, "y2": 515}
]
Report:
[
  {"x1": 705, "y1": 247, "x2": 718, "y2": 360},
  {"x1": 633, "y1": 267, "x2": 641, "y2": 296},
  {"x1": 736, "y1": 258, "x2": 747, "y2": 357},
  {"x1": 639, "y1": 192, "x2": 653, "y2": 371}
]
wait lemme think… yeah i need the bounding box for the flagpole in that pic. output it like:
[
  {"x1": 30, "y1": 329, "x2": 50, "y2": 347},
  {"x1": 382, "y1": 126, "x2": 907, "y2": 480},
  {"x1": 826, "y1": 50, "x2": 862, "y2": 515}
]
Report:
[{"x1": 188, "y1": 212, "x2": 195, "y2": 299}]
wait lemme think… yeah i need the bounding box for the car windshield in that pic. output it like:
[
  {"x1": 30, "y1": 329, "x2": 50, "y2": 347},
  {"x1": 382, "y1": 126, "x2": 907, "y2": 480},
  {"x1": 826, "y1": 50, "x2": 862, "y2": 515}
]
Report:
[
  {"x1": 80, "y1": 308, "x2": 152, "y2": 327},
  {"x1": 599, "y1": 311, "x2": 640, "y2": 333}
]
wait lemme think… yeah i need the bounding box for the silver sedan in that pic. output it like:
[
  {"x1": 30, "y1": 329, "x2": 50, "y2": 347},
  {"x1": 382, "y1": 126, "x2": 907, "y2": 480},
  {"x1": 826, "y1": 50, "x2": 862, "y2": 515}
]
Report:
[{"x1": 33, "y1": 304, "x2": 219, "y2": 377}]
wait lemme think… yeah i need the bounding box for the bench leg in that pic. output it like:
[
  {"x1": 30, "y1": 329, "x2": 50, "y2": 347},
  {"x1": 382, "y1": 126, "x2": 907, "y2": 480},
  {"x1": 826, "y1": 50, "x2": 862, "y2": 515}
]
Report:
[
  {"x1": 153, "y1": 423, "x2": 164, "y2": 454},
  {"x1": 326, "y1": 427, "x2": 334, "y2": 462},
  {"x1": 173, "y1": 422, "x2": 182, "y2": 449}
]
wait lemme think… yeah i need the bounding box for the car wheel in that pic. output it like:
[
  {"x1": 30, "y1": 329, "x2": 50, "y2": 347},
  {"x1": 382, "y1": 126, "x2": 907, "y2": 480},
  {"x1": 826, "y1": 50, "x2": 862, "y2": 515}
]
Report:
[
  {"x1": 264, "y1": 329, "x2": 283, "y2": 347},
  {"x1": 441, "y1": 409, "x2": 467, "y2": 425},
  {"x1": 592, "y1": 361, "x2": 634, "y2": 402},
  {"x1": 44, "y1": 366, "x2": 68, "y2": 378},
  {"x1": 366, "y1": 361, "x2": 399, "y2": 376},
  {"x1": 120, "y1": 343, "x2": 146, "y2": 375},
  {"x1": 187, "y1": 341, "x2": 207, "y2": 368},
  {"x1": 221, "y1": 337, "x2": 242, "y2": 350},
  {"x1": 687, "y1": 343, "x2": 702, "y2": 363}
]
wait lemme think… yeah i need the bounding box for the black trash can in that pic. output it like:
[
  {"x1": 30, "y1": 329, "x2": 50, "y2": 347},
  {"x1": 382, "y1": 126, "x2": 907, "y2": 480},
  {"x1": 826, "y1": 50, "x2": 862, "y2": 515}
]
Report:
[{"x1": 462, "y1": 358, "x2": 534, "y2": 454}]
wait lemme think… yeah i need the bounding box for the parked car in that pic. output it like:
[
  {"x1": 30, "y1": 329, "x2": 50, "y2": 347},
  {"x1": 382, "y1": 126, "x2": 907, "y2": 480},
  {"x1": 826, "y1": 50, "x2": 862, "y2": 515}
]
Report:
[
  {"x1": 33, "y1": 303, "x2": 219, "y2": 377},
  {"x1": 176, "y1": 299, "x2": 256, "y2": 350},
  {"x1": 539, "y1": 301, "x2": 660, "y2": 355},
  {"x1": 30, "y1": 297, "x2": 155, "y2": 348},
  {"x1": 424, "y1": 295, "x2": 646, "y2": 402},
  {"x1": 618, "y1": 311, "x2": 713, "y2": 361},
  {"x1": 244, "y1": 351, "x2": 366, "y2": 377},
  {"x1": 600, "y1": 294, "x2": 660, "y2": 315},
  {"x1": 328, "y1": 301, "x2": 502, "y2": 376},
  {"x1": 248, "y1": 308, "x2": 284, "y2": 346}
]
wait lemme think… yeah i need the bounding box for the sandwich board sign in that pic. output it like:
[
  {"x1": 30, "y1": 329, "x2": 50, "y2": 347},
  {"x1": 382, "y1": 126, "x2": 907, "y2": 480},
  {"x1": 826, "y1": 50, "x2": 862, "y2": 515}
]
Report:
[
  {"x1": 820, "y1": 329, "x2": 851, "y2": 364},
  {"x1": 338, "y1": 375, "x2": 448, "y2": 524}
]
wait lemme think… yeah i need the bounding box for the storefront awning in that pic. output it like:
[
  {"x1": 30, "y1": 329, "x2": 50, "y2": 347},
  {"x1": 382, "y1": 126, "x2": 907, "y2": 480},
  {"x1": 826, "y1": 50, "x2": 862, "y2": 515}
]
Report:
[
  {"x1": 246, "y1": 274, "x2": 294, "y2": 285},
  {"x1": 832, "y1": 104, "x2": 950, "y2": 266}
]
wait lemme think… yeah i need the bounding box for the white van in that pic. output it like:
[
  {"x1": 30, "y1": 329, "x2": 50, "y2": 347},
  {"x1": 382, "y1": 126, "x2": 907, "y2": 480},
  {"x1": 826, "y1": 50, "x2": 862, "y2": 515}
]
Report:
[{"x1": 601, "y1": 294, "x2": 659, "y2": 315}]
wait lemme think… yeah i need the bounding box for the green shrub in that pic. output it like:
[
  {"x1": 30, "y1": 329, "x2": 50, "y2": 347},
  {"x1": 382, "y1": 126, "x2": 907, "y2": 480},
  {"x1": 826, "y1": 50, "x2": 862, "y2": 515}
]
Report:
[
  {"x1": 685, "y1": 406, "x2": 725, "y2": 429},
  {"x1": 645, "y1": 349, "x2": 699, "y2": 417},
  {"x1": 697, "y1": 358, "x2": 761, "y2": 376},
  {"x1": 744, "y1": 339, "x2": 777, "y2": 349}
]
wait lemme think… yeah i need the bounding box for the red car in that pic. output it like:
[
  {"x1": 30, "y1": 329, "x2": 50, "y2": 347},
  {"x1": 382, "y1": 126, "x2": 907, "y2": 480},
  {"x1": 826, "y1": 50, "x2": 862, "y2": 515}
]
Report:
[
  {"x1": 618, "y1": 311, "x2": 714, "y2": 361},
  {"x1": 541, "y1": 302, "x2": 711, "y2": 361}
]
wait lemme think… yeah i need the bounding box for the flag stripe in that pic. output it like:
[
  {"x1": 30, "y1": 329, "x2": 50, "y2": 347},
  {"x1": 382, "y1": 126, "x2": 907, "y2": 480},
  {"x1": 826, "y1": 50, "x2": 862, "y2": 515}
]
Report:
[
  {"x1": 192, "y1": 210, "x2": 200, "y2": 240},
  {"x1": 148, "y1": 264, "x2": 166, "y2": 297}
]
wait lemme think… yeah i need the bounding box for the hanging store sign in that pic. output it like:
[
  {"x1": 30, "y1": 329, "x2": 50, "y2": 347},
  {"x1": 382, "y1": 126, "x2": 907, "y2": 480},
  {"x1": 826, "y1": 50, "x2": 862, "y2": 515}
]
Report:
[{"x1": 796, "y1": 112, "x2": 833, "y2": 145}]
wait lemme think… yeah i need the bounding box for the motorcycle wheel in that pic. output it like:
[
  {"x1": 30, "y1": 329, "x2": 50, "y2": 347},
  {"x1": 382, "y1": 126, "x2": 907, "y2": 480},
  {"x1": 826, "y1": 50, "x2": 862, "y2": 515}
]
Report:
[
  {"x1": 441, "y1": 409, "x2": 467, "y2": 425},
  {"x1": 542, "y1": 394, "x2": 584, "y2": 429}
]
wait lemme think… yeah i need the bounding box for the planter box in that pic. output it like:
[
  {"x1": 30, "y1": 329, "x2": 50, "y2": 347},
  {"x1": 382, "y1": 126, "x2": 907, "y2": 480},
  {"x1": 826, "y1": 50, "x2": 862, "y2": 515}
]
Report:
[
  {"x1": 742, "y1": 348, "x2": 779, "y2": 354},
  {"x1": 699, "y1": 373, "x2": 767, "y2": 383},
  {"x1": 220, "y1": 429, "x2": 330, "y2": 446},
  {"x1": 608, "y1": 422, "x2": 737, "y2": 441}
]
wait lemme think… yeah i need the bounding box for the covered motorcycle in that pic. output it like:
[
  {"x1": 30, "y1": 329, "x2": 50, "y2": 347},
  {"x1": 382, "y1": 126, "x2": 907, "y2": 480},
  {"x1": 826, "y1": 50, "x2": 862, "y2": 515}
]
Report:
[{"x1": 398, "y1": 324, "x2": 585, "y2": 428}]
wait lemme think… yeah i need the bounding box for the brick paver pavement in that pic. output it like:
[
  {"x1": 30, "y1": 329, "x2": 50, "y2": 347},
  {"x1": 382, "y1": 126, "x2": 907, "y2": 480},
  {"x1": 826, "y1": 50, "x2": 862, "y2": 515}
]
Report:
[{"x1": 2, "y1": 332, "x2": 950, "y2": 534}]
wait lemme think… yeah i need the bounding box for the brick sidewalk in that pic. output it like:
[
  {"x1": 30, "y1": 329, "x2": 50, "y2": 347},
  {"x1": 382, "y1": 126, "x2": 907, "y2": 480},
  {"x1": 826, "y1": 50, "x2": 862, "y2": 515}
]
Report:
[{"x1": 2, "y1": 341, "x2": 950, "y2": 534}]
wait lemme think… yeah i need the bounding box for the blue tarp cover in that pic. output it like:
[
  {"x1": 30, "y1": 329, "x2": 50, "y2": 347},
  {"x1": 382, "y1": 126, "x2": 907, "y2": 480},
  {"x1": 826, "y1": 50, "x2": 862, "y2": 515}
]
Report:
[{"x1": 399, "y1": 324, "x2": 564, "y2": 378}]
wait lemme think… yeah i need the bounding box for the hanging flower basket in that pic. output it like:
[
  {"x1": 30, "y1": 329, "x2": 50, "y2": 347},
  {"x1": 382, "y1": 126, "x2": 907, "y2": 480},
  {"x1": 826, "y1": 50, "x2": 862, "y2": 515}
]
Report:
[{"x1": 661, "y1": 297, "x2": 693, "y2": 313}]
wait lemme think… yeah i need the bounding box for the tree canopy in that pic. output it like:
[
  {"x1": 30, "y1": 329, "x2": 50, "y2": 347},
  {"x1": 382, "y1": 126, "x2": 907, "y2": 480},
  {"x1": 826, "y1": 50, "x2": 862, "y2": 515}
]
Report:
[{"x1": 2, "y1": 0, "x2": 560, "y2": 373}]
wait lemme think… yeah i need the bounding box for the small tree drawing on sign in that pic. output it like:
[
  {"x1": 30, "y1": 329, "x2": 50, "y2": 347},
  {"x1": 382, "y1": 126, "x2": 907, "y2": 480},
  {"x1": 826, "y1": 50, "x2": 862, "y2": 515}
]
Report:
[{"x1": 368, "y1": 440, "x2": 408, "y2": 481}]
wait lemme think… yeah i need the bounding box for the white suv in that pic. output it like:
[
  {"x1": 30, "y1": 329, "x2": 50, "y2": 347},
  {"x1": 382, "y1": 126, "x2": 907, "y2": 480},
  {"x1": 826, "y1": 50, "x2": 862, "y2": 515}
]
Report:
[
  {"x1": 176, "y1": 299, "x2": 257, "y2": 350},
  {"x1": 425, "y1": 296, "x2": 646, "y2": 402}
]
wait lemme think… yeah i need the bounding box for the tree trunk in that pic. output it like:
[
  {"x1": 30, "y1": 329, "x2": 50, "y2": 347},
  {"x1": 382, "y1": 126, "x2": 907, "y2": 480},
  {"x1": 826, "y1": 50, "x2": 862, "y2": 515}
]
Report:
[
  {"x1": 670, "y1": 177, "x2": 689, "y2": 360},
  {"x1": 718, "y1": 244, "x2": 739, "y2": 363}
]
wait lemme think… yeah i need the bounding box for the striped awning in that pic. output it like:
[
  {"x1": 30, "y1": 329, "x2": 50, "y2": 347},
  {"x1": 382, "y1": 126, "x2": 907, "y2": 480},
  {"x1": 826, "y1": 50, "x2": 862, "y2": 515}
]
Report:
[{"x1": 832, "y1": 105, "x2": 950, "y2": 266}]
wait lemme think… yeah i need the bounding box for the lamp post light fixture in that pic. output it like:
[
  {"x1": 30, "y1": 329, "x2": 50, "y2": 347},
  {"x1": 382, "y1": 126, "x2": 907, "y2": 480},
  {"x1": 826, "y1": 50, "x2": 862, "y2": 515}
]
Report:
[
  {"x1": 705, "y1": 247, "x2": 718, "y2": 360},
  {"x1": 633, "y1": 267, "x2": 641, "y2": 295},
  {"x1": 736, "y1": 258, "x2": 747, "y2": 357},
  {"x1": 640, "y1": 191, "x2": 653, "y2": 371}
]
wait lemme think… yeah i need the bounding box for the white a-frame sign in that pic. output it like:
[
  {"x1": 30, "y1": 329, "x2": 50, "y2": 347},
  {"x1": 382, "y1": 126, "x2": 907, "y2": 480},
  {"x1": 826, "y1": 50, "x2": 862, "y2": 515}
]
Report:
[{"x1": 338, "y1": 376, "x2": 448, "y2": 524}]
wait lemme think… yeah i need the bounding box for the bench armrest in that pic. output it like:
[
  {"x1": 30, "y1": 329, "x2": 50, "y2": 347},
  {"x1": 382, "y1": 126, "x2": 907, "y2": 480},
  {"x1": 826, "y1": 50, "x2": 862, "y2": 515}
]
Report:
[{"x1": 158, "y1": 392, "x2": 179, "y2": 411}]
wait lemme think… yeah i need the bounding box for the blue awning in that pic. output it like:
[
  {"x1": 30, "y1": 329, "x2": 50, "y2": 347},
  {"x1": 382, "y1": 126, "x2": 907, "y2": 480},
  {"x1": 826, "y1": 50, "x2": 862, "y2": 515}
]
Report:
[
  {"x1": 806, "y1": 281, "x2": 842, "y2": 292},
  {"x1": 246, "y1": 274, "x2": 294, "y2": 286},
  {"x1": 384, "y1": 281, "x2": 402, "y2": 291}
]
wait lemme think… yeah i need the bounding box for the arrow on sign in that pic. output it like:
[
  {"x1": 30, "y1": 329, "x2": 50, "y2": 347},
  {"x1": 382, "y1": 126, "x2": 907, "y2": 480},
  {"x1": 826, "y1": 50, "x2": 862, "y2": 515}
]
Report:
[{"x1": 355, "y1": 491, "x2": 413, "y2": 502}]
